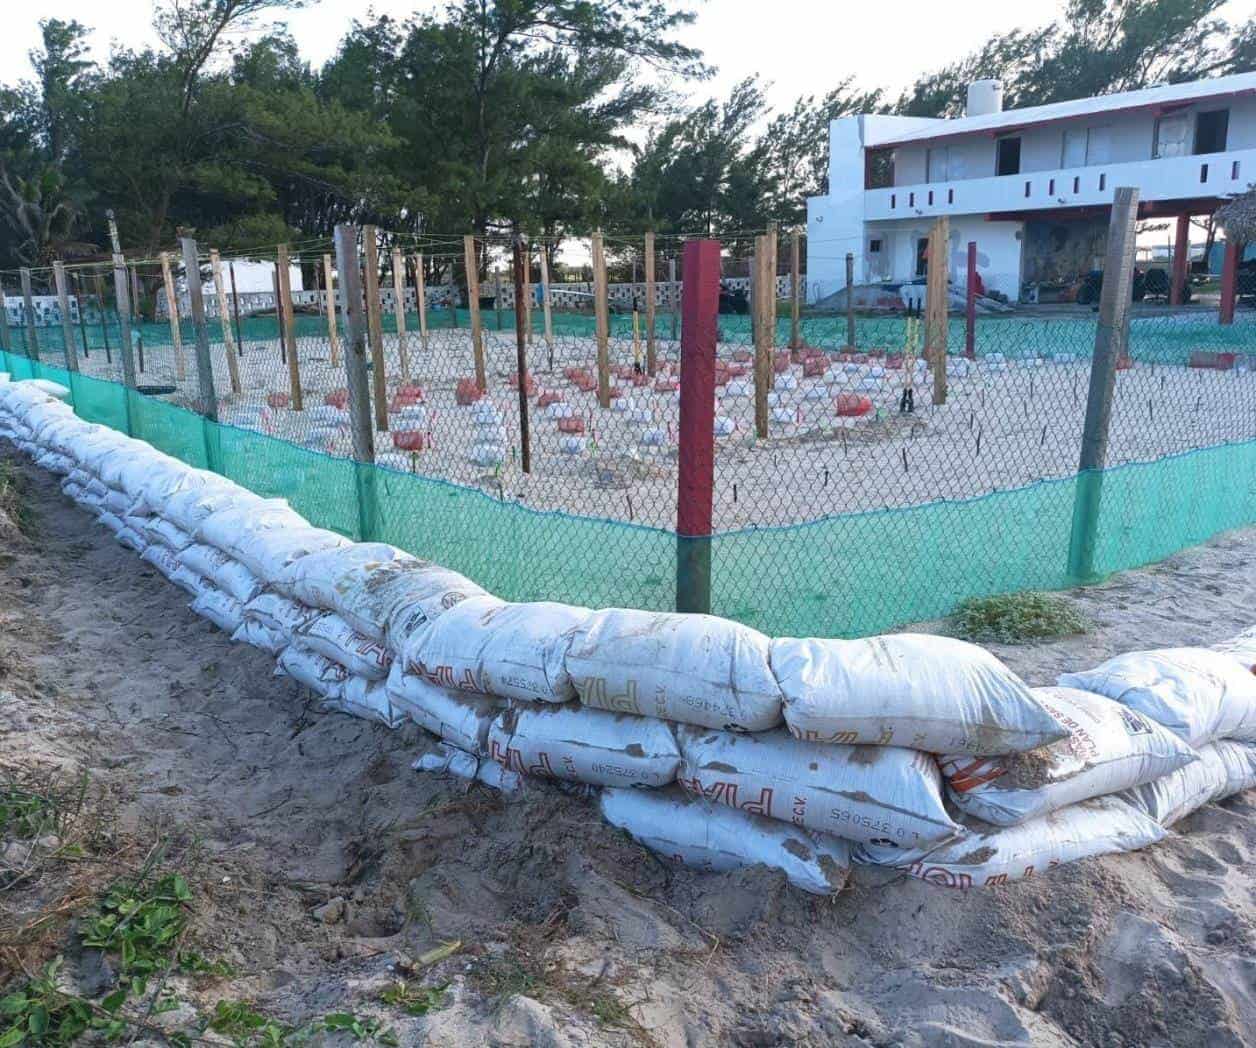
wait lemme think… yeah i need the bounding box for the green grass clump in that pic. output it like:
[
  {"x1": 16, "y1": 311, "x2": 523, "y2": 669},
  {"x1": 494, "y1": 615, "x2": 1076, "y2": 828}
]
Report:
[
  {"x1": 0, "y1": 461, "x2": 34, "y2": 536},
  {"x1": 952, "y1": 591, "x2": 1089, "y2": 644}
]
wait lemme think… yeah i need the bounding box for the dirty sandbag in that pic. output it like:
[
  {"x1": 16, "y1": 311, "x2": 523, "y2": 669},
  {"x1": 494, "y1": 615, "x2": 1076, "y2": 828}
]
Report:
[
  {"x1": 854, "y1": 796, "x2": 1167, "y2": 888},
  {"x1": 162, "y1": 484, "x2": 263, "y2": 535},
  {"x1": 137, "y1": 463, "x2": 222, "y2": 517},
  {"x1": 276, "y1": 643, "x2": 349, "y2": 700},
  {"x1": 488, "y1": 703, "x2": 680, "y2": 788},
  {"x1": 189, "y1": 586, "x2": 245, "y2": 634},
  {"x1": 414, "y1": 742, "x2": 525, "y2": 796},
  {"x1": 113, "y1": 452, "x2": 187, "y2": 509},
  {"x1": 770, "y1": 634, "x2": 1062, "y2": 754},
  {"x1": 170, "y1": 561, "x2": 211, "y2": 598},
  {"x1": 404, "y1": 597, "x2": 589, "y2": 704},
  {"x1": 1212, "y1": 626, "x2": 1256, "y2": 673},
  {"x1": 294, "y1": 611, "x2": 391, "y2": 680},
  {"x1": 143, "y1": 517, "x2": 194, "y2": 553},
  {"x1": 140, "y1": 544, "x2": 182, "y2": 582},
  {"x1": 1120, "y1": 740, "x2": 1256, "y2": 827},
  {"x1": 385, "y1": 663, "x2": 502, "y2": 754},
  {"x1": 324, "y1": 676, "x2": 403, "y2": 728},
  {"x1": 940, "y1": 687, "x2": 1198, "y2": 826},
  {"x1": 242, "y1": 592, "x2": 319, "y2": 640},
  {"x1": 275, "y1": 542, "x2": 419, "y2": 641},
  {"x1": 101, "y1": 488, "x2": 133, "y2": 518},
  {"x1": 230, "y1": 617, "x2": 287, "y2": 656},
  {"x1": 383, "y1": 564, "x2": 497, "y2": 652},
  {"x1": 677, "y1": 727, "x2": 959, "y2": 849},
  {"x1": 34, "y1": 449, "x2": 72, "y2": 475},
  {"x1": 601, "y1": 787, "x2": 851, "y2": 896},
  {"x1": 194, "y1": 497, "x2": 302, "y2": 549},
  {"x1": 1059, "y1": 648, "x2": 1256, "y2": 747},
  {"x1": 565, "y1": 608, "x2": 783, "y2": 732},
  {"x1": 177, "y1": 544, "x2": 263, "y2": 604}
]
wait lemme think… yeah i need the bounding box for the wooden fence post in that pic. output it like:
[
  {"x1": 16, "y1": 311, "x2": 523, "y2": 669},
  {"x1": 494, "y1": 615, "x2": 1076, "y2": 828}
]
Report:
[
  {"x1": 644, "y1": 231, "x2": 658, "y2": 375},
  {"x1": 323, "y1": 253, "x2": 341, "y2": 367},
  {"x1": 209, "y1": 250, "x2": 242, "y2": 394},
  {"x1": 0, "y1": 281, "x2": 10, "y2": 354},
  {"x1": 361, "y1": 227, "x2": 388, "y2": 430},
  {"x1": 676, "y1": 238, "x2": 721, "y2": 615},
  {"x1": 390, "y1": 246, "x2": 411, "y2": 382},
  {"x1": 768, "y1": 225, "x2": 779, "y2": 355},
  {"x1": 512, "y1": 235, "x2": 532, "y2": 474},
  {"x1": 965, "y1": 240, "x2": 978, "y2": 360},
  {"x1": 159, "y1": 251, "x2": 186, "y2": 380},
  {"x1": 753, "y1": 234, "x2": 771, "y2": 438},
  {"x1": 53, "y1": 262, "x2": 79, "y2": 372},
  {"x1": 180, "y1": 237, "x2": 222, "y2": 476},
  {"x1": 538, "y1": 245, "x2": 555, "y2": 370},
  {"x1": 1068, "y1": 187, "x2": 1139, "y2": 582},
  {"x1": 925, "y1": 217, "x2": 949, "y2": 405},
  {"x1": 276, "y1": 243, "x2": 302, "y2": 411},
  {"x1": 19, "y1": 268, "x2": 39, "y2": 360},
  {"x1": 592, "y1": 230, "x2": 611, "y2": 407},
  {"x1": 412, "y1": 253, "x2": 429, "y2": 355},
  {"x1": 463, "y1": 234, "x2": 486, "y2": 389},
  {"x1": 110, "y1": 252, "x2": 137, "y2": 437},
  {"x1": 845, "y1": 252, "x2": 856, "y2": 351},
  {"x1": 523, "y1": 241, "x2": 533, "y2": 346},
  {"x1": 333, "y1": 224, "x2": 378, "y2": 541},
  {"x1": 790, "y1": 229, "x2": 803, "y2": 351}
]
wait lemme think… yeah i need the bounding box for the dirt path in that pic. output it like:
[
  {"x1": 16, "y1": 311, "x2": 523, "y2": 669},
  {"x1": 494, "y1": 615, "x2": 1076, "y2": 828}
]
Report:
[{"x1": 2, "y1": 449, "x2": 1255, "y2": 1047}]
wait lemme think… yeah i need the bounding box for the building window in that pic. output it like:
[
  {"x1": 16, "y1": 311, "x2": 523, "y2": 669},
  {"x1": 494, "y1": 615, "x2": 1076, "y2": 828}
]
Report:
[
  {"x1": 869, "y1": 239, "x2": 882, "y2": 253},
  {"x1": 866, "y1": 149, "x2": 895, "y2": 189},
  {"x1": 1061, "y1": 127, "x2": 1087, "y2": 168},
  {"x1": 996, "y1": 136, "x2": 1021, "y2": 176},
  {"x1": 1195, "y1": 109, "x2": 1229, "y2": 154},
  {"x1": 926, "y1": 146, "x2": 950, "y2": 183},
  {"x1": 1154, "y1": 113, "x2": 1191, "y2": 158}
]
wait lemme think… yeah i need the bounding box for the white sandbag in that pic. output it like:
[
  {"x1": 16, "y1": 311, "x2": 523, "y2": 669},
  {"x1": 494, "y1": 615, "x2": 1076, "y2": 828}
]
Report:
[
  {"x1": 565, "y1": 609, "x2": 783, "y2": 732},
  {"x1": 487, "y1": 704, "x2": 680, "y2": 788},
  {"x1": 275, "y1": 542, "x2": 419, "y2": 641},
  {"x1": 770, "y1": 634, "x2": 1062, "y2": 754},
  {"x1": 678, "y1": 727, "x2": 959, "y2": 848},
  {"x1": 163, "y1": 484, "x2": 263, "y2": 534},
  {"x1": 403, "y1": 597, "x2": 588, "y2": 703},
  {"x1": 137, "y1": 463, "x2": 223, "y2": 516},
  {"x1": 230, "y1": 617, "x2": 287, "y2": 655},
  {"x1": 295, "y1": 611, "x2": 391, "y2": 680},
  {"x1": 601, "y1": 787, "x2": 851, "y2": 896},
  {"x1": 384, "y1": 563, "x2": 497, "y2": 651},
  {"x1": 1121, "y1": 740, "x2": 1256, "y2": 827},
  {"x1": 940, "y1": 687, "x2": 1198, "y2": 825},
  {"x1": 143, "y1": 517, "x2": 194, "y2": 553},
  {"x1": 1212, "y1": 626, "x2": 1256, "y2": 673},
  {"x1": 330, "y1": 676, "x2": 402, "y2": 728},
  {"x1": 169, "y1": 563, "x2": 211, "y2": 597},
  {"x1": 178, "y1": 543, "x2": 264, "y2": 604},
  {"x1": 97, "y1": 445, "x2": 166, "y2": 495},
  {"x1": 854, "y1": 796, "x2": 1167, "y2": 888},
  {"x1": 189, "y1": 587, "x2": 245, "y2": 634},
  {"x1": 414, "y1": 743, "x2": 525, "y2": 795},
  {"x1": 276, "y1": 644, "x2": 349, "y2": 700},
  {"x1": 97, "y1": 510, "x2": 125, "y2": 536},
  {"x1": 198, "y1": 499, "x2": 346, "y2": 582},
  {"x1": 385, "y1": 663, "x2": 502, "y2": 754},
  {"x1": 1059, "y1": 648, "x2": 1256, "y2": 747},
  {"x1": 113, "y1": 452, "x2": 185, "y2": 509},
  {"x1": 24, "y1": 378, "x2": 69, "y2": 400},
  {"x1": 140, "y1": 544, "x2": 182, "y2": 581},
  {"x1": 242, "y1": 592, "x2": 319, "y2": 639},
  {"x1": 101, "y1": 488, "x2": 134, "y2": 518}
]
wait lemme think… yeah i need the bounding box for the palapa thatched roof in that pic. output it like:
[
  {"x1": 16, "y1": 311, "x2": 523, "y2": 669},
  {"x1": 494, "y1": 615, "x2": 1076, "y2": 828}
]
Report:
[{"x1": 1215, "y1": 185, "x2": 1256, "y2": 246}]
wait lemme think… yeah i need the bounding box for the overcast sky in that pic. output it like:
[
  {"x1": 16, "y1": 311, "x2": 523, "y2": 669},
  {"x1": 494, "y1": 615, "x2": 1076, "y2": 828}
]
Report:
[{"x1": 10, "y1": 0, "x2": 1256, "y2": 117}]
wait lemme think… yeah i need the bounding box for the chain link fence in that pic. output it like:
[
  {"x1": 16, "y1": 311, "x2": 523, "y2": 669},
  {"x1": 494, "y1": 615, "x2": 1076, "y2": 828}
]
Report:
[{"x1": 4, "y1": 227, "x2": 1256, "y2": 636}]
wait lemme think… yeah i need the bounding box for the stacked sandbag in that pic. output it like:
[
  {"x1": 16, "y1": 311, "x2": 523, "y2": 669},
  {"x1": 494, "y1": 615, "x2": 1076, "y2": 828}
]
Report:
[
  {"x1": 854, "y1": 797, "x2": 1167, "y2": 888},
  {"x1": 1059, "y1": 648, "x2": 1256, "y2": 746},
  {"x1": 1121, "y1": 739, "x2": 1256, "y2": 827},
  {"x1": 1212, "y1": 626, "x2": 1256, "y2": 673},
  {"x1": 939, "y1": 687, "x2": 1199, "y2": 825}
]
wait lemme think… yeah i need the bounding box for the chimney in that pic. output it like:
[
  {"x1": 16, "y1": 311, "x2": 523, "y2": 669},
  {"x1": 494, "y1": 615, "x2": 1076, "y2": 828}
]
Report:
[{"x1": 966, "y1": 80, "x2": 1004, "y2": 118}]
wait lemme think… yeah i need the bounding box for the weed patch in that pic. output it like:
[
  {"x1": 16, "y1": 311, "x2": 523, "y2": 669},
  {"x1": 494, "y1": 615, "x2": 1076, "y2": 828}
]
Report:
[{"x1": 952, "y1": 591, "x2": 1089, "y2": 644}]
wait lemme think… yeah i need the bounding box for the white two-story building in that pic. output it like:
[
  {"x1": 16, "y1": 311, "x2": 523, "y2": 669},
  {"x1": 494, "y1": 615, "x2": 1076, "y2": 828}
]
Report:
[{"x1": 806, "y1": 72, "x2": 1256, "y2": 304}]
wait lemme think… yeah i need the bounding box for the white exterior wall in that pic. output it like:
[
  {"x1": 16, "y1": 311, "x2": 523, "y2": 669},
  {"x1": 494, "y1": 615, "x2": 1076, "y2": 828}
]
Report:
[{"x1": 866, "y1": 217, "x2": 1023, "y2": 298}]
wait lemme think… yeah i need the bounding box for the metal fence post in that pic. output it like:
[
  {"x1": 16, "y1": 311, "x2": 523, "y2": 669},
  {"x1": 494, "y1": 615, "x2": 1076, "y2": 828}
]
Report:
[
  {"x1": 19, "y1": 268, "x2": 39, "y2": 361},
  {"x1": 53, "y1": 261, "x2": 79, "y2": 372},
  {"x1": 512, "y1": 234, "x2": 532, "y2": 474},
  {"x1": 676, "y1": 238, "x2": 721, "y2": 615},
  {"x1": 1068, "y1": 187, "x2": 1139, "y2": 582},
  {"x1": 334, "y1": 224, "x2": 378, "y2": 542}
]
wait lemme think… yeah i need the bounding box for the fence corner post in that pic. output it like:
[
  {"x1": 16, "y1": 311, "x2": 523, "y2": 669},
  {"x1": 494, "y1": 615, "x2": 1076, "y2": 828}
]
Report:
[
  {"x1": 334, "y1": 224, "x2": 379, "y2": 542},
  {"x1": 676, "y1": 238, "x2": 721, "y2": 616},
  {"x1": 1068, "y1": 186, "x2": 1139, "y2": 583}
]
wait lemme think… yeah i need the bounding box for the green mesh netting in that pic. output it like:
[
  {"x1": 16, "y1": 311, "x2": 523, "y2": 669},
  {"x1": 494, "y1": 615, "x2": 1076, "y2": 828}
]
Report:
[{"x1": 4, "y1": 348, "x2": 1254, "y2": 638}]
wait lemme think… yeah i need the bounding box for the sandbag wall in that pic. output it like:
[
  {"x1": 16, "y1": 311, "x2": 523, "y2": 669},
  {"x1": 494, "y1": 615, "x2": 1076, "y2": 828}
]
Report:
[{"x1": 4, "y1": 377, "x2": 1256, "y2": 895}]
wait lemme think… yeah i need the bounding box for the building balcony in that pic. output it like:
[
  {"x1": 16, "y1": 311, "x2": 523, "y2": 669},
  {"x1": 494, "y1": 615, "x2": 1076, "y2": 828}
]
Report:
[{"x1": 863, "y1": 147, "x2": 1256, "y2": 222}]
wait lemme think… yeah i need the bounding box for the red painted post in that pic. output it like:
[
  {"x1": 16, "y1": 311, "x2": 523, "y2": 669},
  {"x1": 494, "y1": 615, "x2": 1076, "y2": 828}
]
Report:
[
  {"x1": 676, "y1": 238, "x2": 721, "y2": 615},
  {"x1": 1220, "y1": 239, "x2": 1239, "y2": 325},
  {"x1": 1170, "y1": 213, "x2": 1190, "y2": 306},
  {"x1": 965, "y1": 240, "x2": 977, "y2": 360}
]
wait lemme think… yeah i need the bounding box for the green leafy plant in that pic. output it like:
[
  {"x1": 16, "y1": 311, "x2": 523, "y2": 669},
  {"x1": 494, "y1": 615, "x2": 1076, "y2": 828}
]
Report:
[
  {"x1": 81, "y1": 872, "x2": 192, "y2": 986},
  {"x1": 0, "y1": 958, "x2": 122, "y2": 1046},
  {"x1": 952, "y1": 591, "x2": 1089, "y2": 644},
  {"x1": 378, "y1": 980, "x2": 449, "y2": 1016}
]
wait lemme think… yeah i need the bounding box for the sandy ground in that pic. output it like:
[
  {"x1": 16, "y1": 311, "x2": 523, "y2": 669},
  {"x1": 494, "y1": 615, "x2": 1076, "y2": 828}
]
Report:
[
  {"x1": 2, "y1": 449, "x2": 1256, "y2": 1046},
  {"x1": 53, "y1": 314, "x2": 1256, "y2": 531}
]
